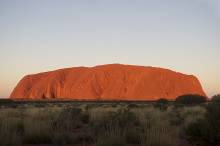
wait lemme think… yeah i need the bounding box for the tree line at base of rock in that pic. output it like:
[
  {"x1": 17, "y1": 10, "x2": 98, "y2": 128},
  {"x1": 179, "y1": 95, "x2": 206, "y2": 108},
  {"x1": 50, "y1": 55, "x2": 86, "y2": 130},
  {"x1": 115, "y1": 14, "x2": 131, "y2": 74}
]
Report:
[{"x1": 0, "y1": 94, "x2": 208, "y2": 104}]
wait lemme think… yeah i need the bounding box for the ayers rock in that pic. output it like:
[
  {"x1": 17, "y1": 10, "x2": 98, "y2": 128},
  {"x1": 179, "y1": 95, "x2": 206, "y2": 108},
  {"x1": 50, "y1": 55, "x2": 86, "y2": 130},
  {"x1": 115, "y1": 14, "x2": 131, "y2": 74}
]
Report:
[{"x1": 10, "y1": 64, "x2": 206, "y2": 100}]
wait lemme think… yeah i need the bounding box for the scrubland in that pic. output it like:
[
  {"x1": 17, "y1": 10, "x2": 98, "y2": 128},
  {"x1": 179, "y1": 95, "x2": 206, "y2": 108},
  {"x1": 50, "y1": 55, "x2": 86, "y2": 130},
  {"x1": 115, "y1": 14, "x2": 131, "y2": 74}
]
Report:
[{"x1": 0, "y1": 99, "x2": 213, "y2": 146}]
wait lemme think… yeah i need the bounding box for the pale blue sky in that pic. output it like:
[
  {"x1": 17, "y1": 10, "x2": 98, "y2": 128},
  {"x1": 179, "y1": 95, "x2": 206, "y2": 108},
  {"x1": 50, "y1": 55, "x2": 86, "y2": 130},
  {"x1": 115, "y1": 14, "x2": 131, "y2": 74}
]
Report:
[{"x1": 0, "y1": 0, "x2": 220, "y2": 98}]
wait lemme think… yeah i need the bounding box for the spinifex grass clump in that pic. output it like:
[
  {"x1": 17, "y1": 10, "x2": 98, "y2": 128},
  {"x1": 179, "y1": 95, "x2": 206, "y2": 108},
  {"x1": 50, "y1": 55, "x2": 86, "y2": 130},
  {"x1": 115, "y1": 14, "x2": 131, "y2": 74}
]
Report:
[
  {"x1": 52, "y1": 107, "x2": 93, "y2": 145},
  {"x1": 90, "y1": 109, "x2": 141, "y2": 146}
]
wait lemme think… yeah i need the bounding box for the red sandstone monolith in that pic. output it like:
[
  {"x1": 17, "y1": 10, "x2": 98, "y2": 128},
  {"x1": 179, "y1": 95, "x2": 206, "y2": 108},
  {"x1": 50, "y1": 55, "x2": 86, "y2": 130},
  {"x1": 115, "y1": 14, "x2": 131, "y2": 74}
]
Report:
[{"x1": 10, "y1": 64, "x2": 206, "y2": 100}]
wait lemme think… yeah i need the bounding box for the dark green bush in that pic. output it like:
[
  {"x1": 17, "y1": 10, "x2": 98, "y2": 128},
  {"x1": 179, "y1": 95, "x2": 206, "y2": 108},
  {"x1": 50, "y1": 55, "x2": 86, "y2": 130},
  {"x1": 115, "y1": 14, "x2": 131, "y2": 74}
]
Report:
[
  {"x1": 211, "y1": 94, "x2": 220, "y2": 103},
  {"x1": 127, "y1": 103, "x2": 139, "y2": 109},
  {"x1": 0, "y1": 99, "x2": 14, "y2": 104},
  {"x1": 185, "y1": 98, "x2": 220, "y2": 146},
  {"x1": 154, "y1": 98, "x2": 169, "y2": 111},
  {"x1": 157, "y1": 98, "x2": 169, "y2": 104},
  {"x1": 111, "y1": 103, "x2": 117, "y2": 107},
  {"x1": 175, "y1": 94, "x2": 206, "y2": 105}
]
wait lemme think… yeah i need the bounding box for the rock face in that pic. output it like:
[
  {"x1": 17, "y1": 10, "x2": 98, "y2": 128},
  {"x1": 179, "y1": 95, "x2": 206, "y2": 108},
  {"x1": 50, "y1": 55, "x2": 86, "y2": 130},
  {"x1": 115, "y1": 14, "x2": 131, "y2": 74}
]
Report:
[{"x1": 10, "y1": 64, "x2": 206, "y2": 100}]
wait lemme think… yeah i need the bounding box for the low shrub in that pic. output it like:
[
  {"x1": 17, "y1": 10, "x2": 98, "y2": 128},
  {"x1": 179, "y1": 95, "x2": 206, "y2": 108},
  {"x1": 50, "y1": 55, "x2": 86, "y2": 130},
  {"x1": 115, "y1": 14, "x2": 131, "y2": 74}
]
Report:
[
  {"x1": 127, "y1": 103, "x2": 139, "y2": 109},
  {"x1": 211, "y1": 94, "x2": 220, "y2": 103},
  {"x1": 175, "y1": 94, "x2": 206, "y2": 105},
  {"x1": 185, "y1": 97, "x2": 220, "y2": 146},
  {"x1": 0, "y1": 99, "x2": 14, "y2": 104},
  {"x1": 154, "y1": 98, "x2": 169, "y2": 111}
]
